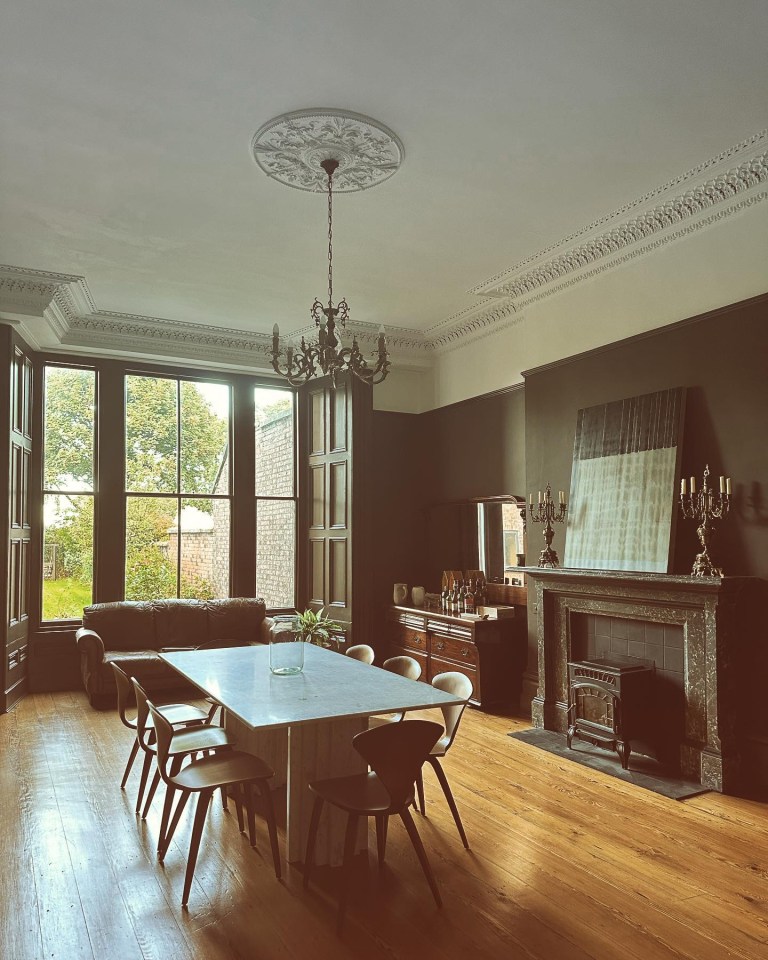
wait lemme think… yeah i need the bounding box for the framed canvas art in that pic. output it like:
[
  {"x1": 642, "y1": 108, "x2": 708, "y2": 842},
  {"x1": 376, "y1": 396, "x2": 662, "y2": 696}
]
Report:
[{"x1": 564, "y1": 387, "x2": 685, "y2": 573}]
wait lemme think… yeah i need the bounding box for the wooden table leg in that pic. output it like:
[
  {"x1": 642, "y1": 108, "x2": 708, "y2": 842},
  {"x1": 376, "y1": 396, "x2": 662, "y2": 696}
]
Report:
[{"x1": 225, "y1": 714, "x2": 367, "y2": 866}]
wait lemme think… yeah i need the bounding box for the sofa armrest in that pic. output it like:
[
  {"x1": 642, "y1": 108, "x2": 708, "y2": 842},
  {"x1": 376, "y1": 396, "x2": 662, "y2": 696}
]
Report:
[
  {"x1": 259, "y1": 617, "x2": 275, "y2": 645},
  {"x1": 76, "y1": 627, "x2": 105, "y2": 665}
]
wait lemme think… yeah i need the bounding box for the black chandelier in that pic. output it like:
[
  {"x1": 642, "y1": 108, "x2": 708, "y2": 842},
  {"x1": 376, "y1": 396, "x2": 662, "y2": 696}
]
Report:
[{"x1": 270, "y1": 158, "x2": 390, "y2": 387}]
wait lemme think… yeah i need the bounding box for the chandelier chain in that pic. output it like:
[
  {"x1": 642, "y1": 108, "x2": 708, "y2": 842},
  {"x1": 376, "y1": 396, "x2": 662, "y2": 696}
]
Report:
[{"x1": 327, "y1": 167, "x2": 333, "y2": 307}]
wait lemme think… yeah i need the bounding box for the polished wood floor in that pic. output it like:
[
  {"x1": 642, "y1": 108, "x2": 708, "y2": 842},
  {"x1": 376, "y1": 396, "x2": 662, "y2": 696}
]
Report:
[{"x1": 2, "y1": 691, "x2": 767, "y2": 960}]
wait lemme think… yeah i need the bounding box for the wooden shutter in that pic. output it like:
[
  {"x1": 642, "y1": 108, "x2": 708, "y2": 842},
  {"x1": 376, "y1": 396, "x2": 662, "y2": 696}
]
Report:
[
  {"x1": 1, "y1": 327, "x2": 34, "y2": 711},
  {"x1": 298, "y1": 373, "x2": 372, "y2": 644}
]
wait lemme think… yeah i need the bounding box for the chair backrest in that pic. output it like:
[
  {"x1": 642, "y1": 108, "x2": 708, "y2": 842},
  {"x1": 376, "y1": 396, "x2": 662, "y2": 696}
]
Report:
[
  {"x1": 383, "y1": 655, "x2": 421, "y2": 681},
  {"x1": 353, "y1": 719, "x2": 443, "y2": 809},
  {"x1": 110, "y1": 661, "x2": 136, "y2": 728},
  {"x1": 146, "y1": 700, "x2": 176, "y2": 784},
  {"x1": 431, "y1": 672, "x2": 473, "y2": 751},
  {"x1": 345, "y1": 644, "x2": 375, "y2": 664},
  {"x1": 130, "y1": 677, "x2": 155, "y2": 751}
]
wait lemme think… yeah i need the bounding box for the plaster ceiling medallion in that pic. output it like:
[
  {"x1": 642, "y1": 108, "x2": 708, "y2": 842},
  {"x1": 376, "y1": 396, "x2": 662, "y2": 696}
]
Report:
[{"x1": 251, "y1": 108, "x2": 404, "y2": 193}]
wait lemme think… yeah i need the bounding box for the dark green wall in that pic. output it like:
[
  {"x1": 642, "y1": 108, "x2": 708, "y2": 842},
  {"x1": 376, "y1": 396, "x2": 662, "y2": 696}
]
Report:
[
  {"x1": 524, "y1": 294, "x2": 768, "y2": 580},
  {"x1": 370, "y1": 385, "x2": 526, "y2": 643}
]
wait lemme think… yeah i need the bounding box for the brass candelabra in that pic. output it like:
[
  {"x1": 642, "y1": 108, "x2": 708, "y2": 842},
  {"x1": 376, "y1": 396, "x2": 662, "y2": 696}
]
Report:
[
  {"x1": 528, "y1": 483, "x2": 567, "y2": 568},
  {"x1": 679, "y1": 464, "x2": 731, "y2": 577}
]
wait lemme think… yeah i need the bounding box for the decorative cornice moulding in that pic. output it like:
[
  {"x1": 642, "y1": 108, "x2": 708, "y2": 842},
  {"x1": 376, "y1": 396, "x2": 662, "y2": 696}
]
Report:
[
  {"x1": 69, "y1": 311, "x2": 277, "y2": 370},
  {"x1": 508, "y1": 191, "x2": 768, "y2": 315},
  {"x1": 472, "y1": 136, "x2": 768, "y2": 302},
  {"x1": 428, "y1": 298, "x2": 524, "y2": 353}
]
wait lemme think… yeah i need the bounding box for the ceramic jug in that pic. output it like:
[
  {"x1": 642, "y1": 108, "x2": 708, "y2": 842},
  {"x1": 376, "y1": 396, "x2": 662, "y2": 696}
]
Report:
[{"x1": 393, "y1": 583, "x2": 408, "y2": 605}]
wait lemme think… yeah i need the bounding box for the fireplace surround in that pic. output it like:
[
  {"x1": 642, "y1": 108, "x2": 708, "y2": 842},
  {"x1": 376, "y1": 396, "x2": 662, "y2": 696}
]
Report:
[{"x1": 524, "y1": 567, "x2": 766, "y2": 792}]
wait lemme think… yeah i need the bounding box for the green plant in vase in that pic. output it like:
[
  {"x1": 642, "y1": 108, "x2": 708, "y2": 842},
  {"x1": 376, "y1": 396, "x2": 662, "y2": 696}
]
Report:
[{"x1": 295, "y1": 606, "x2": 343, "y2": 651}]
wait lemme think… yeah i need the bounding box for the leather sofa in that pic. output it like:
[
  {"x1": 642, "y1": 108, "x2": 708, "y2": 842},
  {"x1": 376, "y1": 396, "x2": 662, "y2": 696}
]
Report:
[{"x1": 76, "y1": 597, "x2": 273, "y2": 708}]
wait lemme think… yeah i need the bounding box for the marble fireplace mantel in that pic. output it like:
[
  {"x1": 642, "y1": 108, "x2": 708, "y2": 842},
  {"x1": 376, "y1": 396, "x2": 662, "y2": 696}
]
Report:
[{"x1": 523, "y1": 567, "x2": 766, "y2": 792}]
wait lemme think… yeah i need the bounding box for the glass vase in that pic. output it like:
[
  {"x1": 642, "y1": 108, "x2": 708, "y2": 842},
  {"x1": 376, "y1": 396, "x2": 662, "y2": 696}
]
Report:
[{"x1": 269, "y1": 615, "x2": 304, "y2": 675}]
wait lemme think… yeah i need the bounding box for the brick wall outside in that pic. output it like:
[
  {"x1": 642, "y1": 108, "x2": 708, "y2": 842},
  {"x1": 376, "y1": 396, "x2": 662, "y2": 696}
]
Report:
[
  {"x1": 166, "y1": 405, "x2": 295, "y2": 603},
  {"x1": 255, "y1": 408, "x2": 295, "y2": 606}
]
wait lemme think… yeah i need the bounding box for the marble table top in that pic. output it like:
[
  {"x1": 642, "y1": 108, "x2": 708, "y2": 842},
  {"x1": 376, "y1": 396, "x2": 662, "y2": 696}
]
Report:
[{"x1": 160, "y1": 644, "x2": 464, "y2": 730}]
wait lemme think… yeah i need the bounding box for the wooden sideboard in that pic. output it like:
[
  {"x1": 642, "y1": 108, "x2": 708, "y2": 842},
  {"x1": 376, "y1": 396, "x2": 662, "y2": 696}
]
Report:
[{"x1": 385, "y1": 605, "x2": 526, "y2": 710}]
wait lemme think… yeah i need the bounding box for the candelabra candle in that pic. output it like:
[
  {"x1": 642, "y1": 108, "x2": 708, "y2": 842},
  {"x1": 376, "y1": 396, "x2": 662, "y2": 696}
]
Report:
[
  {"x1": 528, "y1": 482, "x2": 567, "y2": 568},
  {"x1": 679, "y1": 464, "x2": 731, "y2": 577}
]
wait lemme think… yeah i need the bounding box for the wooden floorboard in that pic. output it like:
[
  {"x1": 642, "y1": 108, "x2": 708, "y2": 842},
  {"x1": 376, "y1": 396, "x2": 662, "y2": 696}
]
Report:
[{"x1": 1, "y1": 692, "x2": 767, "y2": 960}]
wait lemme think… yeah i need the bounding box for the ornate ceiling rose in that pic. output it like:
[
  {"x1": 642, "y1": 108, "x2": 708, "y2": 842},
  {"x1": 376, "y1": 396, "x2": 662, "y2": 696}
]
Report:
[{"x1": 251, "y1": 108, "x2": 404, "y2": 193}]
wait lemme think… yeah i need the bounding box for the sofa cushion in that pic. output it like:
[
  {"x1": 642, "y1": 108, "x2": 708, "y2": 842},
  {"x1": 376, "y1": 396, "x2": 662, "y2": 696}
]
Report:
[
  {"x1": 205, "y1": 597, "x2": 266, "y2": 643},
  {"x1": 82, "y1": 601, "x2": 156, "y2": 652},
  {"x1": 150, "y1": 599, "x2": 210, "y2": 649}
]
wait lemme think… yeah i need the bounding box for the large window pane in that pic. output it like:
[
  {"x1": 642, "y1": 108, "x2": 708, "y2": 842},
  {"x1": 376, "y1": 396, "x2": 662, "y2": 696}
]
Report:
[
  {"x1": 255, "y1": 387, "x2": 294, "y2": 496},
  {"x1": 126, "y1": 376, "x2": 178, "y2": 493},
  {"x1": 44, "y1": 368, "x2": 95, "y2": 491},
  {"x1": 42, "y1": 494, "x2": 93, "y2": 619},
  {"x1": 181, "y1": 382, "x2": 230, "y2": 495},
  {"x1": 256, "y1": 500, "x2": 295, "y2": 607},
  {"x1": 125, "y1": 496, "x2": 177, "y2": 600},
  {"x1": 179, "y1": 497, "x2": 230, "y2": 599}
]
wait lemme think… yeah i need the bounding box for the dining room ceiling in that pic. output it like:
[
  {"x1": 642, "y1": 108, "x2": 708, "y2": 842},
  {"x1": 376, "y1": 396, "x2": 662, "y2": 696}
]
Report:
[{"x1": 1, "y1": 0, "x2": 767, "y2": 363}]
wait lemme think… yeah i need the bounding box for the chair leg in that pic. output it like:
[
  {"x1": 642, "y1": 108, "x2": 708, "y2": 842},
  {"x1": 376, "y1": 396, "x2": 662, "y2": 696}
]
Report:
[
  {"x1": 220, "y1": 785, "x2": 229, "y2": 811},
  {"x1": 136, "y1": 750, "x2": 153, "y2": 814},
  {"x1": 258, "y1": 781, "x2": 281, "y2": 880},
  {"x1": 399, "y1": 806, "x2": 441, "y2": 908},
  {"x1": 244, "y1": 782, "x2": 257, "y2": 847},
  {"x1": 121, "y1": 738, "x2": 140, "y2": 790},
  {"x1": 336, "y1": 813, "x2": 359, "y2": 936},
  {"x1": 159, "y1": 791, "x2": 190, "y2": 862},
  {"x1": 158, "y1": 784, "x2": 176, "y2": 854},
  {"x1": 157, "y1": 755, "x2": 184, "y2": 847},
  {"x1": 303, "y1": 796, "x2": 324, "y2": 890},
  {"x1": 375, "y1": 814, "x2": 388, "y2": 868},
  {"x1": 416, "y1": 767, "x2": 426, "y2": 815},
  {"x1": 428, "y1": 757, "x2": 469, "y2": 849},
  {"x1": 141, "y1": 769, "x2": 161, "y2": 820},
  {"x1": 182, "y1": 789, "x2": 212, "y2": 907},
  {"x1": 233, "y1": 785, "x2": 245, "y2": 833}
]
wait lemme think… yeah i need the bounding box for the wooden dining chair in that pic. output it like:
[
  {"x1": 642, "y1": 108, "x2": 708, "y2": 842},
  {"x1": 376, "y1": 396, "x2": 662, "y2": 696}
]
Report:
[
  {"x1": 110, "y1": 662, "x2": 211, "y2": 806},
  {"x1": 373, "y1": 655, "x2": 422, "y2": 724},
  {"x1": 131, "y1": 677, "x2": 233, "y2": 821},
  {"x1": 414, "y1": 671, "x2": 473, "y2": 849},
  {"x1": 304, "y1": 719, "x2": 444, "y2": 933},
  {"x1": 345, "y1": 644, "x2": 375, "y2": 664},
  {"x1": 383, "y1": 655, "x2": 421, "y2": 681},
  {"x1": 147, "y1": 699, "x2": 281, "y2": 907}
]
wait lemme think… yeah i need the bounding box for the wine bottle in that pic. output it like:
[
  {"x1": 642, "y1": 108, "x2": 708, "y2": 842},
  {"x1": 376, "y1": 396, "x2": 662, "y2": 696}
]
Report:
[{"x1": 465, "y1": 579, "x2": 475, "y2": 614}]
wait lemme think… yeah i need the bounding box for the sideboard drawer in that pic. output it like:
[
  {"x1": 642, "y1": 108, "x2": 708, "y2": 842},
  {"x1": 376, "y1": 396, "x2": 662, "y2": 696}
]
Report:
[
  {"x1": 429, "y1": 633, "x2": 478, "y2": 668},
  {"x1": 390, "y1": 623, "x2": 428, "y2": 653}
]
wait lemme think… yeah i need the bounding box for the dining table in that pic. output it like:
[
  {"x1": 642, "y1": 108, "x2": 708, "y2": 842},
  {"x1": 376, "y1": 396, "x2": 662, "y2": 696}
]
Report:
[{"x1": 160, "y1": 643, "x2": 465, "y2": 866}]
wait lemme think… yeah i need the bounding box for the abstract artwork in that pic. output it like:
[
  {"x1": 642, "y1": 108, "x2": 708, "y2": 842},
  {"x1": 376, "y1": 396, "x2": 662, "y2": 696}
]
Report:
[{"x1": 564, "y1": 387, "x2": 685, "y2": 572}]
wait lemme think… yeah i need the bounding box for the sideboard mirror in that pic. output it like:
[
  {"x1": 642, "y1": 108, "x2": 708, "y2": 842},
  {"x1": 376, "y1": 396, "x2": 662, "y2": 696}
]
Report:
[{"x1": 424, "y1": 496, "x2": 526, "y2": 590}]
